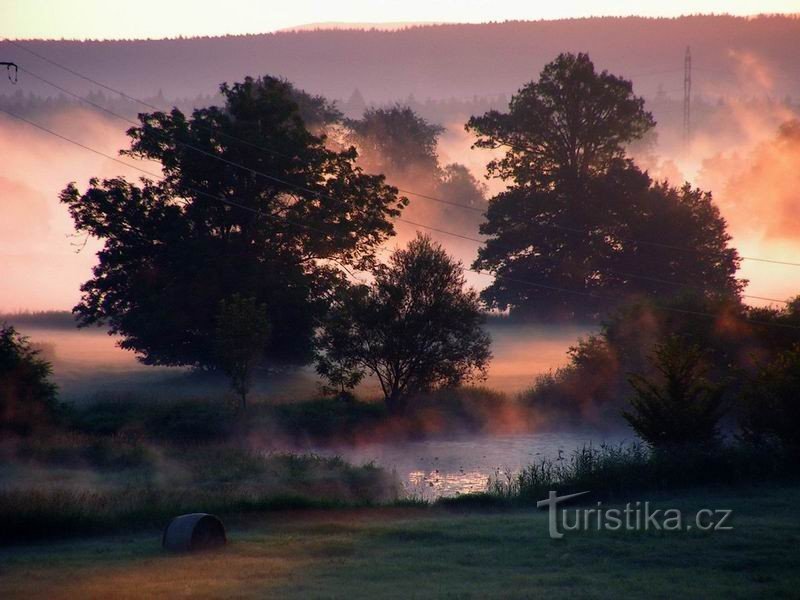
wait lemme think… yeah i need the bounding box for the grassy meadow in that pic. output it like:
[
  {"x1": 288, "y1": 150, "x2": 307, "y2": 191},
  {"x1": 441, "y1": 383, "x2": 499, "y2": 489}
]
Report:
[{"x1": 2, "y1": 484, "x2": 799, "y2": 599}]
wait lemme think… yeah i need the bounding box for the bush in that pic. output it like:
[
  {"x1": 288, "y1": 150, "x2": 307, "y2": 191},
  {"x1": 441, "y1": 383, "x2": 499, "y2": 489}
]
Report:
[
  {"x1": 739, "y1": 344, "x2": 800, "y2": 449},
  {"x1": 623, "y1": 336, "x2": 726, "y2": 448},
  {"x1": 70, "y1": 397, "x2": 238, "y2": 441},
  {"x1": 14, "y1": 433, "x2": 154, "y2": 470},
  {"x1": 0, "y1": 324, "x2": 61, "y2": 434},
  {"x1": 271, "y1": 397, "x2": 386, "y2": 440}
]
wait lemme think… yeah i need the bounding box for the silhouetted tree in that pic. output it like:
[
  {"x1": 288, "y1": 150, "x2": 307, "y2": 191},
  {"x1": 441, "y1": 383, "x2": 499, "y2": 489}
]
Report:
[
  {"x1": 623, "y1": 336, "x2": 725, "y2": 448},
  {"x1": 468, "y1": 54, "x2": 741, "y2": 319},
  {"x1": 213, "y1": 295, "x2": 270, "y2": 410},
  {"x1": 468, "y1": 52, "x2": 655, "y2": 188},
  {"x1": 739, "y1": 344, "x2": 800, "y2": 449},
  {"x1": 316, "y1": 235, "x2": 492, "y2": 412},
  {"x1": 0, "y1": 325, "x2": 59, "y2": 435},
  {"x1": 61, "y1": 76, "x2": 406, "y2": 370}
]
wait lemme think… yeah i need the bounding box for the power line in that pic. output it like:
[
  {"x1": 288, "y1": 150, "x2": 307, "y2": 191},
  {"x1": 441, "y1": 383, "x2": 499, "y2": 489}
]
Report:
[
  {"x1": 4, "y1": 69, "x2": 796, "y2": 303},
  {"x1": 4, "y1": 105, "x2": 798, "y2": 332},
  {"x1": 2, "y1": 103, "x2": 787, "y2": 307},
  {"x1": 17, "y1": 62, "x2": 800, "y2": 273},
  {"x1": 10, "y1": 41, "x2": 800, "y2": 268}
]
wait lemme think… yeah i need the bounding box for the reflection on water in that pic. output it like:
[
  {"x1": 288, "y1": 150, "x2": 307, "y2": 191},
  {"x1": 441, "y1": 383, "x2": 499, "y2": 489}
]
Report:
[{"x1": 309, "y1": 431, "x2": 629, "y2": 499}]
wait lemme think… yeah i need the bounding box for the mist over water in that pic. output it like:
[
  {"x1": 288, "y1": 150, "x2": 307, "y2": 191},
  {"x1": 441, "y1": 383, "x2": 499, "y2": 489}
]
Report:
[{"x1": 16, "y1": 322, "x2": 590, "y2": 401}]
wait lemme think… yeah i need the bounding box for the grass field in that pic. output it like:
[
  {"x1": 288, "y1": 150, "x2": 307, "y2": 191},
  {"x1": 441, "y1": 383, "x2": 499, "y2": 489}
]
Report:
[{"x1": 2, "y1": 484, "x2": 799, "y2": 599}]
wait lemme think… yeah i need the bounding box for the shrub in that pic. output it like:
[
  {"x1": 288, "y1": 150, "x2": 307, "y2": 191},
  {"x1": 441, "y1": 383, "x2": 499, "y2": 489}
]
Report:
[
  {"x1": 0, "y1": 324, "x2": 61, "y2": 434},
  {"x1": 71, "y1": 397, "x2": 238, "y2": 441},
  {"x1": 739, "y1": 344, "x2": 800, "y2": 449},
  {"x1": 623, "y1": 336, "x2": 726, "y2": 448}
]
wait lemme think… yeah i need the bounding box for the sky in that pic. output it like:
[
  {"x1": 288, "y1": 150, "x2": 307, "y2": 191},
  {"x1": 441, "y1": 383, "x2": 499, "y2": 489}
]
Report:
[{"x1": 2, "y1": 0, "x2": 799, "y2": 40}]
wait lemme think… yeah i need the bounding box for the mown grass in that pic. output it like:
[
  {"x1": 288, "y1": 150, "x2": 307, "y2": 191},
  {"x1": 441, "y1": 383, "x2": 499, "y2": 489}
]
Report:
[{"x1": 1, "y1": 484, "x2": 799, "y2": 599}]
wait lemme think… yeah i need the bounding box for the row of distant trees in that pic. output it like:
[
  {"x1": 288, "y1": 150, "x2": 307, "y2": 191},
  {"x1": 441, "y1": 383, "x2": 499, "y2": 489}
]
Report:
[{"x1": 54, "y1": 53, "x2": 762, "y2": 410}]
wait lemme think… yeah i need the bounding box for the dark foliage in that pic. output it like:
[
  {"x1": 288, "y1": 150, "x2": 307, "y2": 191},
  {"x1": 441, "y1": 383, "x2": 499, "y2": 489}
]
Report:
[
  {"x1": 468, "y1": 52, "x2": 655, "y2": 187},
  {"x1": 623, "y1": 336, "x2": 726, "y2": 448},
  {"x1": 60, "y1": 75, "x2": 406, "y2": 370},
  {"x1": 739, "y1": 344, "x2": 800, "y2": 449},
  {"x1": 213, "y1": 294, "x2": 270, "y2": 409},
  {"x1": 0, "y1": 324, "x2": 60, "y2": 434},
  {"x1": 521, "y1": 293, "x2": 800, "y2": 425},
  {"x1": 468, "y1": 53, "x2": 741, "y2": 319},
  {"x1": 70, "y1": 398, "x2": 238, "y2": 441},
  {"x1": 464, "y1": 442, "x2": 800, "y2": 507}
]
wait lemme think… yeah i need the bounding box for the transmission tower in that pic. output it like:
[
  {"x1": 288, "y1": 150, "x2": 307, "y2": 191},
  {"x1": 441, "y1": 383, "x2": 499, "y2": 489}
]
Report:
[{"x1": 683, "y1": 47, "x2": 692, "y2": 150}]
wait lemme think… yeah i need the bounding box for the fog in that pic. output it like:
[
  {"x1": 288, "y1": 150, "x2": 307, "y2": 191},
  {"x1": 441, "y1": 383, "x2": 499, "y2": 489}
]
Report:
[
  {"x1": 0, "y1": 108, "x2": 158, "y2": 312},
  {"x1": 3, "y1": 25, "x2": 800, "y2": 428},
  {"x1": 15, "y1": 322, "x2": 588, "y2": 404}
]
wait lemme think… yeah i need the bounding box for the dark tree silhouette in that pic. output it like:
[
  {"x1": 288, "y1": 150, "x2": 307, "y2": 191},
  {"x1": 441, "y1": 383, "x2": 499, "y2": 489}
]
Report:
[
  {"x1": 0, "y1": 325, "x2": 59, "y2": 434},
  {"x1": 623, "y1": 336, "x2": 726, "y2": 448},
  {"x1": 468, "y1": 52, "x2": 655, "y2": 188},
  {"x1": 213, "y1": 295, "x2": 270, "y2": 410},
  {"x1": 316, "y1": 235, "x2": 492, "y2": 412},
  {"x1": 61, "y1": 76, "x2": 406, "y2": 370},
  {"x1": 468, "y1": 54, "x2": 741, "y2": 319},
  {"x1": 739, "y1": 344, "x2": 800, "y2": 449}
]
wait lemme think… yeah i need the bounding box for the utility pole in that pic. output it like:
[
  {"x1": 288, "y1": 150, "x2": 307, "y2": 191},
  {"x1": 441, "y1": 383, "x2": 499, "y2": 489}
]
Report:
[{"x1": 683, "y1": 47, "x2": 691, "y2": 150}]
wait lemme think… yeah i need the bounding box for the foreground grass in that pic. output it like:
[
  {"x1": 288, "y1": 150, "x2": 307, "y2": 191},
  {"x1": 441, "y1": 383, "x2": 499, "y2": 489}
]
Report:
[{"x1": 2, "y1": 484, "x2": 799, "y2": 599}]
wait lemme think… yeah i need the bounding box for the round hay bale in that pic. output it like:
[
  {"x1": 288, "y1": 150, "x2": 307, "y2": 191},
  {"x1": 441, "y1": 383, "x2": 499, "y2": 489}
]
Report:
[{"x1": 162, "y1": 513, "x2": 226, "y2": 552}]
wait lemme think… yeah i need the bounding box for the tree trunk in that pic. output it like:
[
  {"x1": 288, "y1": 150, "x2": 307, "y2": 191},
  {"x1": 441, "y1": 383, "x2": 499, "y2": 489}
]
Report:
[{"x1": 386, "y1": 387, "x2": 406, "y2": 414}]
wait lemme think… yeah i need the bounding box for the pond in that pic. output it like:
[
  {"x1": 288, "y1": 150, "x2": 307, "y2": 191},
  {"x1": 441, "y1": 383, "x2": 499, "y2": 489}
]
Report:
[{"x1": 307, "y1": 430, "x2": 630, "y2": 499}]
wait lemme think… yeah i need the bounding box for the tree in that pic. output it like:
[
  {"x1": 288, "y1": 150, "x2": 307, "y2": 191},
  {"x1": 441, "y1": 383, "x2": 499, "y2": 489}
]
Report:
[
  {"x1": 623, "y1": 336, "x2": 725, "y2": 448},
  {"x1": 61, "y1": 76, "x2": 406, "y2": 370},
  {"x1": 0, "y1": 325, "x2": 59, "y2": 434},
  {"x1": 739, "y1": 344, "x2": 800, "y2": 449},
  {"x1": 346, "y1": 105, "x2": 444, "y2": 179},
  {"x1": 467, "y1": 52, "x2": 655, "y2": 189},
  {"x1": 467, "y1": 54, "x2": 741, "y2": 319},
  {"x1": 316, "y1": 235, "x2": 492, "y2": 412},
  {"x1": 213, "y1": 295, "x2": 270, "y2": 410}
]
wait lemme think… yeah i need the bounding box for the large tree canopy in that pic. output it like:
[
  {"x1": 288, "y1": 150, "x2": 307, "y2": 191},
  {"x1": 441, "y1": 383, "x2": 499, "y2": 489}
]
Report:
[
  {"x1": 61, "y1": 76, "x2": 406, "y2": 368},
  {"x1": 467, "y1": 54, "x2": 741, "y2": 319},
  {"x1": 468, "y1": 52, "x2": 655, "y2": 188},
  {"x1": 475, "y1": 164, "x2": 742, "y2": 318}
]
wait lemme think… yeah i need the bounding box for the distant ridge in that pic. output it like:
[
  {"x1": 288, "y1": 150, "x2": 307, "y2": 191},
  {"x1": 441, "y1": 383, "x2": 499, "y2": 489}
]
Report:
[
  {"x1": 279, "y1": 21, "x2": 441, "y2": 32},
  {"x1": 3, "y1": 15, "x2": 799, "y2": 102}
]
